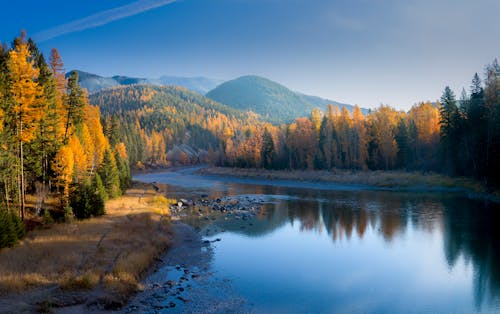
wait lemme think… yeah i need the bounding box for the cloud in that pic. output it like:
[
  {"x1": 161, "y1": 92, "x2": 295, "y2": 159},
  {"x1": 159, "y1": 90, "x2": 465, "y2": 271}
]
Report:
[{"x1": 33, "y1": 0, "x2": 177, "y2": 42}]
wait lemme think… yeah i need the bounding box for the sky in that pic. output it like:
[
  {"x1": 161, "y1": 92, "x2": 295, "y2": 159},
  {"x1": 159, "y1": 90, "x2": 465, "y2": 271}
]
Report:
[{"x1": 1, "y1": 0, "x2": 499, "y2": 110}]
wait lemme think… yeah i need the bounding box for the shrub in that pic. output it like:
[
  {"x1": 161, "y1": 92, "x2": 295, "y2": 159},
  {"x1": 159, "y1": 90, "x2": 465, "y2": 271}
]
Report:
[
  {"x1": 70, "y1": 178, "x2": 106, "y2": 219},
  {"x1": 43, "y1": 208, "x2": 54, "y2": 226},
  {"x1": 63, "y1": 205, "x2": 74, "y2": 222},
  {"x1": 0, "y1": 210, "x2": 25, "y2": 248}
]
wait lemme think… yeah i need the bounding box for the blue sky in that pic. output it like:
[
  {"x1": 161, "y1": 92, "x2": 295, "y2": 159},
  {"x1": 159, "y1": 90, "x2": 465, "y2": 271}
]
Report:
[{"x1": 1, "y1": 0, "x2": 499, "y2": 109}]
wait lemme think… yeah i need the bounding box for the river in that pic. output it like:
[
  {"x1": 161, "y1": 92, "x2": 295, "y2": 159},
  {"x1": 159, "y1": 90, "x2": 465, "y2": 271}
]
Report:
[{"x1": 132, "y1": 167, "x2": 500, "y2": 313}]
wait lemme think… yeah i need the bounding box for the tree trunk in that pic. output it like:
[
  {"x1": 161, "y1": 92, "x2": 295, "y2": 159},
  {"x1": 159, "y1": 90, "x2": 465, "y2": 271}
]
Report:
[{"x1": 20, "y1": 135, "x2": 25, "y2": 221}]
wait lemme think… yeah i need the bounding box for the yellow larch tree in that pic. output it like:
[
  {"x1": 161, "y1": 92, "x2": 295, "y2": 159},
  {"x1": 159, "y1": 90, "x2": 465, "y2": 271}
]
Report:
[
  {"x1": 51, "y1": 145, "x2": 74, "y2": 206},
  {"x1": 68, "y1": 133, "x2": 87, "y2": 183},
  {"x1": 352, "y1": 105, "x2": 368, "y2": 170},
  {"x1": 84, "y1": 105, "x2": 108, "y2": 171},
  {"x1": 79, "y1": 124, "x2": 95, "y2": 173},
  {"x1": 7, "y1": 38, "x2": 44, "y2": 219},
  {"x1": 368, "y1": 105, "x2": 400, "y2": 170}
]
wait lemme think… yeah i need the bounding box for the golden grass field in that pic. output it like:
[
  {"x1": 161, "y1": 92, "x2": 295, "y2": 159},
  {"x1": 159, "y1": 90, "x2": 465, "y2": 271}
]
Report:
[{"x1": 0, "y1": 185, "x2": 175, "y2": 302}]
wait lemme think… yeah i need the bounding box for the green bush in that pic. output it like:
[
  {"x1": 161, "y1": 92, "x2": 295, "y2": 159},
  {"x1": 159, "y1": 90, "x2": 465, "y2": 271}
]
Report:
[
  {"x1": 43, "y1": 208, "x2": 54, "y2": 225},
  {"x1": 0, "y1": 209, "x2": 25, "y2": 249},
  {"x1": 70, "y1": 177, "x2": 106, "y2": 220}
]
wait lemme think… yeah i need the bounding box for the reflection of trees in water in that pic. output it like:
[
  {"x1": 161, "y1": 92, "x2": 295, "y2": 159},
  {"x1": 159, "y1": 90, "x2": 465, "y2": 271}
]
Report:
[
  {"x1": 441, "y1": 198, "x2": 500, "y2": 310},
  {"x1": 280, "y1": 192, "x2": 499, "y2": 308},
  {"x1": 282, "y1": 192, "x2": 452, "y2": 243},
  {"x1": 288, "y1": 199, "x2": 321, "y2": 232}
]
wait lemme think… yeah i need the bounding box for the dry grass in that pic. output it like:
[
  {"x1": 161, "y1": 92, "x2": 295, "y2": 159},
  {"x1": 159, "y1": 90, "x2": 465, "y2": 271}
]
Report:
[
  {"x1": 0, "y1": 185, "x2": 173, "y2": 300},
  {"x1": 199, "y1": 167, "x2": 487, "y2": 193}
]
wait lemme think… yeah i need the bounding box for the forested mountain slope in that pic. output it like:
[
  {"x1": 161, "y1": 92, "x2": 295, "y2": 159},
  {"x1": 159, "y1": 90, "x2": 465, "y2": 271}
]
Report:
[
  {"x1": 206, "y1": 75, "x2": 360, "y2": 123},
  {"x1": 90, "y1": 85, "x2": 263, "y2": 167}
]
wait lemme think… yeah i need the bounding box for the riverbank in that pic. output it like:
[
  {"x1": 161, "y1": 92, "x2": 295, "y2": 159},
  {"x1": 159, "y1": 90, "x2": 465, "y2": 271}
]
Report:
[
  {"x1": 0, "y1": 183, "x2": 174, "y2": 313},
  {"x1": 123, "y1": 220, "x2": 251, "y2": 313},
  {"x1": 197, "y1": 167, "x2": 500, "y2": 200}
]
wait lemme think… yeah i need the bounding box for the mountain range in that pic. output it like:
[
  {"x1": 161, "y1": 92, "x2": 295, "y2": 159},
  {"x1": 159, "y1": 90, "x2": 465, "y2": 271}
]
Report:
[
  {"x1": 68, "y1": 70, "x2": 223, "y2": 94},
  {"x1": 72, "y1": 70, "x2": 365, "y2": 123}
]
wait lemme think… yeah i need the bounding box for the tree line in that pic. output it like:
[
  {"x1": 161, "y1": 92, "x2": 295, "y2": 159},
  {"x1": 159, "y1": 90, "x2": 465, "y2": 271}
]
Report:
[
  {"x1": 0, "y1": 33, "x2": 131, "y2": 248},
  {"x1": 215, "y1": 61, "x2": 499, "y2": 189},
  {"x1": 89, "y1": 60, "x2": 499, "y2": 191}
]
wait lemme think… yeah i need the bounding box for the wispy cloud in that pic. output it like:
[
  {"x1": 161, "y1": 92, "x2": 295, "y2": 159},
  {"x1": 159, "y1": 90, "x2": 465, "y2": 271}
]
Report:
[{"x1": 33, "y1": 0, "x2": 177, "y2": 42}]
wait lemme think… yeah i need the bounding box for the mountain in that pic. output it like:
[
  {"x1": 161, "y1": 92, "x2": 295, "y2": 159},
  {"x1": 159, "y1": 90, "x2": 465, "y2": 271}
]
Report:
[
  {"x1": 206, "y1": 75, "x2": 363, "y2": 124},
  {"x1": 68, "y1": 70, "x2": 222, "y2": 94}
]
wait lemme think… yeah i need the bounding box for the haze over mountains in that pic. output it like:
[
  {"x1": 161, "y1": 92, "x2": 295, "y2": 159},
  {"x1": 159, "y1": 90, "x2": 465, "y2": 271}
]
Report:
[
  {"x1": 70, "y1": 70, "x2": 223, "y2": 94},
  {"x1": 73, "y1": 70, "x2": 364, "y2": 124}
]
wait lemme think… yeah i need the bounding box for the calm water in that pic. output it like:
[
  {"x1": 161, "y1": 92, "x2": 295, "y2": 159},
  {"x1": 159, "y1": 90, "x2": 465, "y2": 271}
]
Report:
[{"x1": 135, "y1": 168, "x2": 500, "y2": 313}]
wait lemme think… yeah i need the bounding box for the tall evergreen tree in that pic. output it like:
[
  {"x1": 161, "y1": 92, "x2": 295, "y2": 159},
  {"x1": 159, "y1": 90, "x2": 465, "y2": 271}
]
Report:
[
  {"x1": 64, "y1": 71, "x2": 85, "y2": 141},
  {"x1": 98, "y1": 149, "x2": 121, "y2": 198},
  {"x1": 261, "y1": 129, "x2": 275, "y2": 169},
  {"x1": 439, "y1": 86, "x2": 460, "y2": 175}
]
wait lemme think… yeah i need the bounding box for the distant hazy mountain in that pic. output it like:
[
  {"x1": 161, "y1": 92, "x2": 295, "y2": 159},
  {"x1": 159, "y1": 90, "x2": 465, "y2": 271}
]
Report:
[
  {"x1": 206, "y1": 75, "x2": 363, "y2": 124},
  {"x1": 68, "y1": 70, "x2": 223, "y2": 94}
]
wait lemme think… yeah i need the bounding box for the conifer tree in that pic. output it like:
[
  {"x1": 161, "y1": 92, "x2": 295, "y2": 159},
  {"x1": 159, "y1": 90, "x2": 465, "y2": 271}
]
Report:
[
  {"x1": 261, "y1": 129, "x2": 275, "y2": 169},
  {"x1": 439, "y1": 87, "x2": 460, "y2": 174},
  {"x1": 99, "y1": 149, "x2": 121, "y2": 198},
  {"x1": 64, "y1": 71, "x2": 85, "y2": 141}
]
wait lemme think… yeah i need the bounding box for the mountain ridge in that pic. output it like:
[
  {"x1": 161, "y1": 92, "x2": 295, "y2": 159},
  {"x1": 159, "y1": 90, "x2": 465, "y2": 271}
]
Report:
[
  {"x1": 68, "y1": 70, "x2": 223, "y2": 94},
  {"x1": 206, "y1": 75, "x2": 365, "y2": 124}
]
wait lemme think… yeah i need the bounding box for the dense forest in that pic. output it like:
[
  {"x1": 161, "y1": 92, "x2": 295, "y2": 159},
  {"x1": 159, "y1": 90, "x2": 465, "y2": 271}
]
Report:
[
  {"x1": 94, "y1": 60, "x2": 499, "y2": 190},
  {"x1": 0, "y1": 33, "x2": 130, "y2": 248},
  {"x1": 90, "y1": 85, "x2": 262, "y2": 167}
]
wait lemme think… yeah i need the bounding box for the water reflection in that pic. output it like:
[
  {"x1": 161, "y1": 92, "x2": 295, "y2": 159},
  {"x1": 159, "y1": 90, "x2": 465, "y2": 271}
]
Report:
[
  {"x1": 441, "y1": 198, "x2": 500, "y2": 309},
  {"x1": 205, "y1": 188, "x2": 499, "y2": 310},
  {"x1": 135, "y1": 170, "x2": 500, "y2": 311}
]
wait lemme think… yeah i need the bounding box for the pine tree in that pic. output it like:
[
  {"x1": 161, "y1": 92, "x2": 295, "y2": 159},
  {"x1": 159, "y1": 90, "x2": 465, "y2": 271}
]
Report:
[
  {"x1": 71, "y1": 177, "x2": 106, "y2": 219},
  {"x1": 91, "y1": 174, "x2": 105, "y2": 216},
  {"x1": 98, "y1": 149, "x2": 121, "y2": 198},
  {"x1": 93, "y1": 172, "x2": 108, "y2": 201},
  {"x1": 261, "y1": 129, "x2": 275, "y2": 169},
  {"x1": 395, "y1": 118, "x2": 409, "y2": 169},
  {"x1": 114, "y1": 149, "x2": 131, "y2": 193},
  {"x1": 439, "y1": 87, "x2": 460, "y2": 174},
  {"x1": 0, "y1": 210, "x2": 9, "y2": 248},
  {"x1": 64, "y1": 71, "x2": 85, "y2": 141}
]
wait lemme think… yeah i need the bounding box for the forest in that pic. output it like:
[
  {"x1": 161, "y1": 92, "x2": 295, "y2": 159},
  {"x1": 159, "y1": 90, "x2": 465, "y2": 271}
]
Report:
[
  {"x1": 96, "y1": 61, "x2": 500, "y2": 190},
  {"x1": 0, "y1": 33, "x2": 131, "y2": 248}
]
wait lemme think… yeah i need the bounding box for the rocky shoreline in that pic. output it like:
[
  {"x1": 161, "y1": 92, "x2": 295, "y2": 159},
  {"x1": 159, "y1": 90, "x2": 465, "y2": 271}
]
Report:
[{"x1": 121, "y1": 194, "x2": 266, "y2": 313}]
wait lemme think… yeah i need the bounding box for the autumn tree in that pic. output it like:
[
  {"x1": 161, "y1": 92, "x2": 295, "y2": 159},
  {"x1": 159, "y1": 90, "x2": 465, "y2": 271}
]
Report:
[
  {"x1": 52, "y1": 145, "x2": 74, "y2": 205},
  {"x1": 6, "y1": 36, "x2": 44, "y2": 219},
  {"x1": 367, "y1": 105, "x2": 399, "y2": 170},
  {"x1": 351, "y1": 106, "x2": 368, "y2": 170},
  {"x1": 317, "y1": 105, "x2": 339, "y2": 170},
  {"x1": 286, "y1": 117, "x2": 315, "y2": 169}
]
